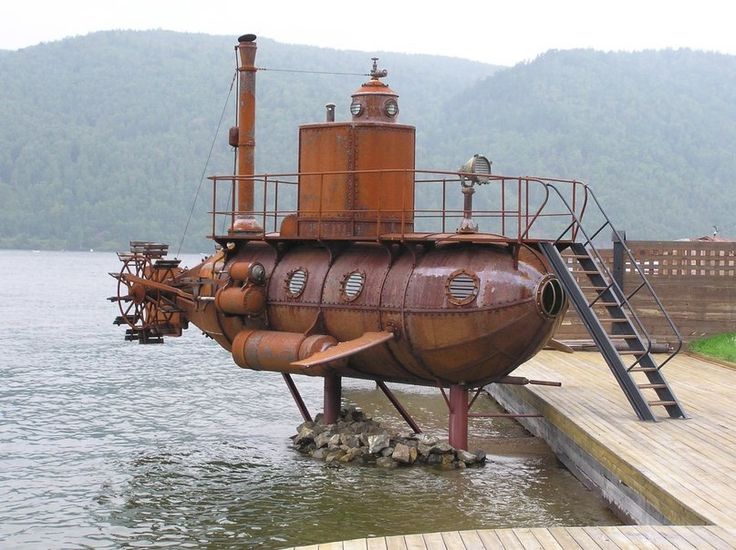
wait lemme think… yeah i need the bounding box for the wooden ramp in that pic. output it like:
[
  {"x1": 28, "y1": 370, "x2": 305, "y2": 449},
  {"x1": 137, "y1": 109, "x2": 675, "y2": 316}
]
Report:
[{"x1": 287, "y1": 352, "x2": 736, "y2": 549}]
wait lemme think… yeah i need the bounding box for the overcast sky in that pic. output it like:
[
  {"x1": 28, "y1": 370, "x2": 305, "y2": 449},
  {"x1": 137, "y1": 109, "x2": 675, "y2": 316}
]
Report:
[{"x1": 1, "y1": 0, "x2": 734, "y2": 66}]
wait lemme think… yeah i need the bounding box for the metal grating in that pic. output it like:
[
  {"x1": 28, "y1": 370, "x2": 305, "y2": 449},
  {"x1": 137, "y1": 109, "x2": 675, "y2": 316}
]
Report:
[
  {"x1": 448, "y1": 273, "x2": 478, "y2": 303},
  {"x1": 343, "y1": 272, "x2": 365, "y2": 299},
  {"x1": 287, "y1": 269, "x2": 307, "y2": 297}
]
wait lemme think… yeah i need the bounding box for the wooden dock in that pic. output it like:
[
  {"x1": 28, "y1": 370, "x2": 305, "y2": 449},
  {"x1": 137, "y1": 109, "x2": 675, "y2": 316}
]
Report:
[{"x1": 286, "y1": 352, "x2": 736, "y2": 549}]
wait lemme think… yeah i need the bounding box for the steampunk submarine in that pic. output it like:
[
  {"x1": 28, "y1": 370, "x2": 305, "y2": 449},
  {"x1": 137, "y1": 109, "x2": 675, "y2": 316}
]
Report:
[{"x1": 112, "y1": 34, "x2": 592, "y2": 450}]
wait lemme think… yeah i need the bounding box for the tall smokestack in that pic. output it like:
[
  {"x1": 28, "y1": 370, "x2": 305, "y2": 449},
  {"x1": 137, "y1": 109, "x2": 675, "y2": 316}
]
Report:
[{"x1": 232, "y1": 33, "x2": 261, "y2": 233}]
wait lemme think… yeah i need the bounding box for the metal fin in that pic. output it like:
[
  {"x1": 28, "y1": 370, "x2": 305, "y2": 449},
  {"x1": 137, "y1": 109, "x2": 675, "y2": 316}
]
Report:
[
  {"x1": 291, "y1": 331, "x2": 394, "y2": 367},
  {"x1": 545, "y1": 338, "x2": 574, "y2": 354}
]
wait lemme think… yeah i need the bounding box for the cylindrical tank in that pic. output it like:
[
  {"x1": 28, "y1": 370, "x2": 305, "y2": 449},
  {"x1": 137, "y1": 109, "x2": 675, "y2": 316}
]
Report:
[{"x1": 231, "y1": 329, "x2": 343, "y2": 376}]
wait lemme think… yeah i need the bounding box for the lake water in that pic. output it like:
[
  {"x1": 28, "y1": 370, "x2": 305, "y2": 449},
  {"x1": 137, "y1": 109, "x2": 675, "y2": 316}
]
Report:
[{"x1": 0, "y1": 249, "x2": 619, "y2": 548}]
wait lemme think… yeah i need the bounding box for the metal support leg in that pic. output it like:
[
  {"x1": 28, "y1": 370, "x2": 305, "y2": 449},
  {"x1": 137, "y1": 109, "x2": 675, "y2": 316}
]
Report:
[
  {"x1": 376, "y1": 380, "x2": 422, "y2": 434},
  {"x1": 448, "y1": 384, "x2": 469, "y2": 450},
  {"x1": 323, "y1": 375, "x2": 342, "y2": 424},
  {"x1": 282, "y1": 373, "x2": 312, "y2": 423}
]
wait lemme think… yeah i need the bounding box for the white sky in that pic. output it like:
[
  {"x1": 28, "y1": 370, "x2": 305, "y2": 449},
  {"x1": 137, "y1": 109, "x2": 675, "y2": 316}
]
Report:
[{"x1": 1, "y1": 0, "x2": 735, "y2": 66}]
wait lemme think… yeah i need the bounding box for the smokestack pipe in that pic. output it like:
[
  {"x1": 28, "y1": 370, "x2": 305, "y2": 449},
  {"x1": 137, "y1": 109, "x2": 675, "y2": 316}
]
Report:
[
  {"x1": 325, "y1": 103, "x2": 336, "y2": 122},
  {"x1": 233, "y1": 33, "x2": 260, "y2": 232}
]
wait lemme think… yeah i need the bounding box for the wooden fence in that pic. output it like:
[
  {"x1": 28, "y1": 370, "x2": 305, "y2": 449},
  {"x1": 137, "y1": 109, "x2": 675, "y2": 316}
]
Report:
[{"x1": 555, "y1": 240, "x2": 736, "y2": 344}]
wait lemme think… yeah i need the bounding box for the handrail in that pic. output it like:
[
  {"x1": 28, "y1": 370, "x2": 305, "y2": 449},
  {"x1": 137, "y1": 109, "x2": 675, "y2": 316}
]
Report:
[
  {"x1": 542, "y1": 181, "x2": 683, "y2": 369},
  {"x1": 544, "y1": 183, "x2": 657, "y2": 351},
  {"x1": 585, "y1": 189, "x2": 684, "y2": 366},
  {"x1": 207, "y1": 169, "x2": 587, "y2": 247}
]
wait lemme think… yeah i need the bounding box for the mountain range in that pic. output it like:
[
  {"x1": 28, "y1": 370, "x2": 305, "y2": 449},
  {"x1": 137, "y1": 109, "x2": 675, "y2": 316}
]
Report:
[{"x1": 0, "y1": 30, "x2": 733, "y2": 251}]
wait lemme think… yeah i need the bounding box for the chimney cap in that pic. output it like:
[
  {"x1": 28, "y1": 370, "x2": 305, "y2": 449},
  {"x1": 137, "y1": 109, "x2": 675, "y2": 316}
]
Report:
[{"x1": 238, "y1": 34, "x2": 257, "y2": 43}]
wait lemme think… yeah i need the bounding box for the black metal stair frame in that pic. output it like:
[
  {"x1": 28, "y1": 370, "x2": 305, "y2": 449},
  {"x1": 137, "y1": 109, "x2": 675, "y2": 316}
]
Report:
[{"x1": 537, "y1": 184, "x2": 686, "y2": 421}]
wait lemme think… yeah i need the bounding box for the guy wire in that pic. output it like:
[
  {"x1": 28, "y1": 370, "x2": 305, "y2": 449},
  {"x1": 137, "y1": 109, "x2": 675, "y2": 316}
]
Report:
[{"x1": 176, "y1": 70, "x2": 237, "y2": 258}]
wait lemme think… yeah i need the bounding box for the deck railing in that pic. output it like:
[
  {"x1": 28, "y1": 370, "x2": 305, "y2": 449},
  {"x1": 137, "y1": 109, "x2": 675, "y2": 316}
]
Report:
[{"x1": 208, "y1": 169, "x2": 589, "y2": 244}]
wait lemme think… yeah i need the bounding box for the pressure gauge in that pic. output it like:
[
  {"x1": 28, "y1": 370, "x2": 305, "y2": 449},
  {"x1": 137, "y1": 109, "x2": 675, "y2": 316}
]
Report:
[
  {"x1": 350, "y1": 101, "x2": 363, "y2": 116},
  {"x1": 385, "y1": 99, "x2": 399, "y2": 117}
]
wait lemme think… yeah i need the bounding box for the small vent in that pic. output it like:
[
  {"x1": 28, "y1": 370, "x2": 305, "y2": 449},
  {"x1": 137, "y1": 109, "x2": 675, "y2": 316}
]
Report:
[
  {"x1": 447, "y1": 271, "x2": 479, "y2": 305},
  {"x1": 342, "y1": 271, "x2": 365, "y2": 301},
  {"x1": 286, "y1": 269, "x2": 307, "y2": 298}
]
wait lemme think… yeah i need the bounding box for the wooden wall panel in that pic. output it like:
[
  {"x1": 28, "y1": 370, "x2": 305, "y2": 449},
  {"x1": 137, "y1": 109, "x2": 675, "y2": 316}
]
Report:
[{"x1": 554, "y1": 241, "x2": 736, "y2": 344}]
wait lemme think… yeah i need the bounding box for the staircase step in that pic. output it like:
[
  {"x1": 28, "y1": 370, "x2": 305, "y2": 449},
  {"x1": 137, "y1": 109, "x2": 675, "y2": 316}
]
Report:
[
  {"x1": 571, "y1": 269, "x2": 603, "y2": 275},
  {"x1": 606, "y1": 333, "x2": 640, "y2": 339},
  {"x1": 539, "y1": 240, "x2": 685, "y2": 421}
]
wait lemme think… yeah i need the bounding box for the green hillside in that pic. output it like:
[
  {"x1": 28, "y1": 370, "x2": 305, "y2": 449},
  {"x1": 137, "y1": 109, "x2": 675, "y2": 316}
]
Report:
[
  {"x1": 0, "y1": 31, "x2": 733, "y2": 251},
  {"x1": 433, "y1": 49, "x2": 736, "y2": 239}
]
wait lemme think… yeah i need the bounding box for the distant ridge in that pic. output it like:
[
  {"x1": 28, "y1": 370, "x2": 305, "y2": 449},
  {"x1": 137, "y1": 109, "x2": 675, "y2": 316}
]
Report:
[{"x1": 0, "y1": 30, "x2": 733, "y2": 250}]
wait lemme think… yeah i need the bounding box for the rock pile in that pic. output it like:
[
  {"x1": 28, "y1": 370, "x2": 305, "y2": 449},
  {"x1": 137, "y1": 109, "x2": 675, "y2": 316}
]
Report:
[{"x1": 291, "y1": 407, "x2": 486, "y2": 469}]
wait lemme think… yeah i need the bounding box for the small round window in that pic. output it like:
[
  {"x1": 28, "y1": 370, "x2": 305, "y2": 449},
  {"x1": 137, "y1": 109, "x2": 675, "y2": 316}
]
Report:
[
  {"x1": 286, "y1": 268, "x2": 308, "y2": 298},
  {"x1": 350, "y1": 101, "x2": 363, "y2": 117},
  {"x1": 446, "y1": 270, "x2": 479, "y2": 305},
  {"x1": 537, "y1": 275, "x2": 565, "y2": 318},
  {"x1": 341, "y1": 271, "x2": 365, "y2": 301},
  {"x1": 384, "y1": 99, "x2": 399, "y2": 117}
]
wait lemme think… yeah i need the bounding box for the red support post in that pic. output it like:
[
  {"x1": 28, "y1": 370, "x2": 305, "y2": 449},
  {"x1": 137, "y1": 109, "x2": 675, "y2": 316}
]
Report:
[
  {"x1": 282, "y1": 373, "x2": 312, "y2": 423},
  {"x1": 448, "y1": 384, "x2": 469, "y2": 450},
  {"x1": 323, "y1": 375, "x2": 342, "y2": 424}
]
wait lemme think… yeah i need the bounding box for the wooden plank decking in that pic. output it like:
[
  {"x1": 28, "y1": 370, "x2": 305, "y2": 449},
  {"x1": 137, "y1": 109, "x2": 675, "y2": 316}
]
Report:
[
  {"x1": 289, "y1": 525, "x2": 736, "y2": 549},
  {"x1": 287, "y1": 352, "x2": 736, "y2": 549}
]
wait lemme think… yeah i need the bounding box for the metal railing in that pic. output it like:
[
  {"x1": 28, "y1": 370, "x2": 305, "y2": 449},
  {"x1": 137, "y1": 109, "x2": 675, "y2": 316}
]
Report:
[
  {"x1": 208, "y1": 169, "x2": 589, "y2": 245},
  {"x1": 544, "y1": 181, "x2": 683, "y2": 370}
]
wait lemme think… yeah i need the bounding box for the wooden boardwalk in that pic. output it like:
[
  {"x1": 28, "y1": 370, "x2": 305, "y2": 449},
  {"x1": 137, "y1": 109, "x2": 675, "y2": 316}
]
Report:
[
  {"x1": 289, "y1": 525, "x2": 736, "y2": 549},
  {"x1": 287, "y1": 352, "x2": 736, "y2": 549}
]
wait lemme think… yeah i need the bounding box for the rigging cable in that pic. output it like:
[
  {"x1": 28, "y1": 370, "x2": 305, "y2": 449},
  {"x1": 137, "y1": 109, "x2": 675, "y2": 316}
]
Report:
[
  {"x1": 257, "y1": 66, "x2": 370, "y2": 77},
  {"x1": 176, "y1": 70, "x2": 237, "y2": 258}
]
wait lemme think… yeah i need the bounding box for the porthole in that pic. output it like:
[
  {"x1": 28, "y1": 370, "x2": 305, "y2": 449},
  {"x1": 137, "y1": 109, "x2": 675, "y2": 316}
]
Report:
[
  {"x1": 536, "y1": 275, "x2": 566, "y2": 318},
  {"x1": 350, "y1": 101, "x2": 363, "y2": 117},
  {"x1": 286, "y1": 268, "x2": 308, "y2": 298},
  {"x1": 384, "y1": 99, "x2": 399, "y2": 117},
  {"x1": 341, "y1": 271, "x2": 365, "y2": 301},
  {"x1": 446, "y1": 270, "x2": 479, "y2": 305}
]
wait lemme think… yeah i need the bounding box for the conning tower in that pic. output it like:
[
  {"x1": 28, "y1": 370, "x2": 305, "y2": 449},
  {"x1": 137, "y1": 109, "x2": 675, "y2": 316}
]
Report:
[{"x1": 296, "y1": 59, "x2": 415, "y2": 238}]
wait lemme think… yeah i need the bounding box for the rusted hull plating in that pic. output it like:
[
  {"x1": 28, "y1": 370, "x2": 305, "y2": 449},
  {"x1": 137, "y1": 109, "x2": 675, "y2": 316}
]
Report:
[{"x1": 177, "y1": 240, "x2": 563, "y2": 387}]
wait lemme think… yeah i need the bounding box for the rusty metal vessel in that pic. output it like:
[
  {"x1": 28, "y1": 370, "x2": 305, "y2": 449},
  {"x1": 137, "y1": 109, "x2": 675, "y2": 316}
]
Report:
[{"x1": 111, "y1": 34, "x2": 586, "y2": 450}]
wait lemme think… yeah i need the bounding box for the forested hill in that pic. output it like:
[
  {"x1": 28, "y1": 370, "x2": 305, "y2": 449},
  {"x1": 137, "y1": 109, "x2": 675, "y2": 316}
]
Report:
[
  {"x1": 432, "y1": 48, "x2": 736, "y2": 239},
  {"x1": 0, "y1": 31, "x2": 734, "y2": 251},
  {"x1": 0, "y1": 30, "x2": 497, "y2": 251}
]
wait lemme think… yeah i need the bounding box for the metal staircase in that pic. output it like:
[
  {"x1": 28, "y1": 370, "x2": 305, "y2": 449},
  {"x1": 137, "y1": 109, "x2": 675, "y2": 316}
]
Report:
[{"x1": 537, "y1": 185, "x2": 686, "y2": 421}]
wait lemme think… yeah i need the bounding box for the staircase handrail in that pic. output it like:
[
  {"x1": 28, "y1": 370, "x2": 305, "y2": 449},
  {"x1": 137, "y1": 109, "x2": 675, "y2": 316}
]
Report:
[{"x1": 542, "y1": 181, "x2": 683, "y2": 370}]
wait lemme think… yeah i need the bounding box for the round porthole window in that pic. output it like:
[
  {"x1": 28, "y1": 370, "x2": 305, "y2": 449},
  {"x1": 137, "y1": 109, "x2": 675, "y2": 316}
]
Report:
[
  {"x1": 350, "y1": 101, "x2": 363, "y2": 117},
  {"x1": 446, "y1": 270, "x2": 479, "y2": 305},
  {"x1": 384, "y1": 99, "x2": 399, "y2": 117},
  {"x1": 341, "y1": 271, "x2": 365, "y2": 301},
  {"x1": 286, "y1": 268, "x2": 308, "y2": 298},
  {"x1": 536, "y1": 275, "x2": 566, "y2": 318}
]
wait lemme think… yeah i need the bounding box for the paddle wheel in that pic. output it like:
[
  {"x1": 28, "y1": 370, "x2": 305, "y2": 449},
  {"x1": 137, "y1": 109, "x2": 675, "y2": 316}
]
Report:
[{"x1": 109, "y1": 241, "x2": 185, "y2": 344}]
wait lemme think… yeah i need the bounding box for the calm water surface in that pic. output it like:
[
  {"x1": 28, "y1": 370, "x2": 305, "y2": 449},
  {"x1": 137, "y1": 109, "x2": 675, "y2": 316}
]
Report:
[{"x1": 0, "y1": 250, "x2": 619, "y2": 548}]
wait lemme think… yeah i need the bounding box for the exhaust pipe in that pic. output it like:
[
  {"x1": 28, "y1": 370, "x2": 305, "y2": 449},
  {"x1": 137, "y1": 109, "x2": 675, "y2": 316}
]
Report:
[{"x1": 232, "y1": 33, "x2": 261, "y2": 233}]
